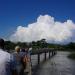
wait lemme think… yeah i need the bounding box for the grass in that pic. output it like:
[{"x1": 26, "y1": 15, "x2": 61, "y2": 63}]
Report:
[{"x1": 68, "y1": 52, "x2": 75, "y2": 59}]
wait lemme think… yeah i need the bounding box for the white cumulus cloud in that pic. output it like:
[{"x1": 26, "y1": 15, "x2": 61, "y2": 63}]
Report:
[{"x1": 9, "y1": 15, "x2": 75, "y2": 44}]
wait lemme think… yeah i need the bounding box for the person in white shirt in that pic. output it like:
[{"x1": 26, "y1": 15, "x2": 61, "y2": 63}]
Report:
[{"x1": 0, "y1": 38, "x2": 16, "y2": 75}]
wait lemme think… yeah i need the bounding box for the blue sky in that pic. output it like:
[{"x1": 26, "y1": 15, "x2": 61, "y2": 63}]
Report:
[{"x1": 0, "y1": 0, "x2": 75, "y2": 39}]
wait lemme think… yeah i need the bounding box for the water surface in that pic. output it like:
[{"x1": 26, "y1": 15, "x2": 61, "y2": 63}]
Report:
[{"x1": 31, "y1": 51, "x2": 75, "y2": 75}]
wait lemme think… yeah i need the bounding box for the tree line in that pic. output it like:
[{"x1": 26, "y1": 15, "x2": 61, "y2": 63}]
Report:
[{"x1": 4, "y1": 39, "x2": 75, "y2": 52}]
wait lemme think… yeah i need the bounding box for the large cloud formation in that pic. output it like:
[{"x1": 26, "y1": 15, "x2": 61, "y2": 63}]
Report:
[{"x1": 10, "y1": 15, "x2": 75, "y2": 44}]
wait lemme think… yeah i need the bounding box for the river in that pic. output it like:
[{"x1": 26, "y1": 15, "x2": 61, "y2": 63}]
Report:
[{"x1": 31, "y1": 51, "x2": 75, "y2": 75}]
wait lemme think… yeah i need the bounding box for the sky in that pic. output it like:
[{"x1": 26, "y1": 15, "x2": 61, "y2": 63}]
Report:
[{"x1": 0, "y1": 0, "x2": 75, "y2": 44}]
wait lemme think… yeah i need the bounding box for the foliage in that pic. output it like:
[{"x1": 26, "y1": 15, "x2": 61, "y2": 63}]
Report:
[
  {"x1": 68, "y1": 52, "x2": 75, "y2": 59},
  {"x1": 4, "y1": 39, "x2": 75, "y2": 52}
]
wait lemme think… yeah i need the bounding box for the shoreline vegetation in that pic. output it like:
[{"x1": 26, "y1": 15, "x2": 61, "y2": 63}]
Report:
[
  {"x1": 68, "y1": 52, "x2": 75, "y2": 60},
  {"x1": 4, "y1": 39, "x2": 75, "y2": 53}
]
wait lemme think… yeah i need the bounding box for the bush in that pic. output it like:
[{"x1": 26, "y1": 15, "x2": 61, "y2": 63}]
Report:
[{"x1": 68, "y1": 53, "x2": 75, "y2": 59}]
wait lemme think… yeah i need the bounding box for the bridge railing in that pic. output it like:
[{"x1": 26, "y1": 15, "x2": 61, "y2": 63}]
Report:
[{"x1": 30, "y1": 48, "x2": 57, "y2": 64}]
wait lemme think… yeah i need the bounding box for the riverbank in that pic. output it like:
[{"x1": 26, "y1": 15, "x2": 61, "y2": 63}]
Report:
[{"x1": 68, "y1": 52, "x2": 75, "y2": 59}]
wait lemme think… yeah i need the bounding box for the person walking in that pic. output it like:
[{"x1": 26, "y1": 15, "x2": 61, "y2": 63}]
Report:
[
  {"x1": 0, "y1": 38, "x2": 17, "y2": 75},
  {"x1": 13, "y1": 46, "x2": 24, "y2": 75},
  {"x1": 24, "y1": 47, "x2": 32, "y2": 75}
]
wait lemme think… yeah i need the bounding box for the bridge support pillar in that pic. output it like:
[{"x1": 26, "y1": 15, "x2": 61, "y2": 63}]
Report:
[
  {"x1": 38, "y1": 54, "x2": 40, "y2": 64},
  {"x1": 49, "y1": 51, "x2": 51, "y2": 59},
  {"x1": 44, "y1": 52, "x2": 46, "y2": 60}
]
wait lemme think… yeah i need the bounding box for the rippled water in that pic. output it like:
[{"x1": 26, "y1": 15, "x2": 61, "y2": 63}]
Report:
[{"x1": 31, "y1": 51, "x2": 75, "y2": 75}]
